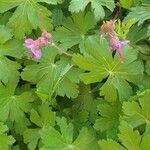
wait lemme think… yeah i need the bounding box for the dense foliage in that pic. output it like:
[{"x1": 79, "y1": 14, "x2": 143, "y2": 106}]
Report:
[{"x1": 0, "y1": 0, "x2": 150, "y2": 149}]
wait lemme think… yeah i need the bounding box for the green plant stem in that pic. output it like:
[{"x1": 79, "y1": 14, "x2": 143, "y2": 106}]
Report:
[
  {"x1": 141, "y1": 4, "x2": 150, "y2": 7},
  {"x1": 51, "y1": 43, "x2": 72, "y2": 57}
]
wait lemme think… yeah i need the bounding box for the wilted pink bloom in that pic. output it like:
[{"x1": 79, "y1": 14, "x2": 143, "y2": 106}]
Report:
[
  {"x1": 100, "y1": 20, "x2": 116, "y2": 36},
  {"x1": 41, "y1": 30, "x2": 53, "y2": 44},
  {"x1": 108, "y1": 33, "x2": 129, "y2": 61},
  {"x1": 38, "y1": 31, "x2": 53, "y2": 48},
  {"x1": 24, "y1": 31, "x2": 53, "y2": 59}
]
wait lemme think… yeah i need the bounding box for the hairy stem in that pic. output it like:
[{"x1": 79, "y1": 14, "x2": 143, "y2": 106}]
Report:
[{"x1": 51, "y1": 43, "x2": 72, "y2": 57}]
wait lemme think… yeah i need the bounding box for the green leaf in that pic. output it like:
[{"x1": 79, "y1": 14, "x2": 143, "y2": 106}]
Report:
[
  {"x1": 21, "y1": 59, "x2": 80, "y2": 100},
  {"x1": 0, "y1": 0, "x2": 22, "y2": 12},
  {"x1": 123, "y1": 89, "x2": 150, "y2": 128},
  {"x1": 0, "y1": 12, "x2": 12, "y2": 25},
  {"x1": 120, "y1": 0, "x2": 141, "y2": 9},
  {"x1": 0, "y1": 91, "x2": 34, "y2": 122},
  {"x1": 0, "y1": 39, "x2": 26, "y2": 58},
  {"x1": 52, "y1": 8, "x2": 63, "y2": 27},
  {"x1": 146, "y1": 60, "x2": 150, "y2": 75},
  {"x1": 99, "y1": 121, "x2": 150, "y2": 150},
  {"x1": 120, "y1": 0, "x2": 134, "y2": 9},
  {"x1": 139, "y1": 74, "x2": 150, "y2": 89},
  {"x1": 53, "y1": 11, "x2": 96, "y2": 52},
  {"x1": 94, "y1": 101, "x2": 121, "y2": 139},
  {"x1": 38, "y1": 0, "x2": 64, "y2": 5},
  {"x1": 24, "y1": 128, "x2": 40, "y2": 150},
  {"x1": 118, "y1": 121, "x2": 141, "y2": 150},
  {"x1": 30, "y1": 104, "x2": 56, "y2": 127},
  {"x1": 137, "y1": 44, "x2": 150, "y2": 61},
  {"x1": 0, "y1": 122, "x2": 15, "y2": 150},
  {"x1": 0, "y1": 122, "x2": 8, "y2": 134},
  {"x1": 57, "y1": 66, "x2": 81, "y2": 98},
  {"x1": 73, "y1": 36, "x2": 144, "y2": 101},
  {"x1": 127, "y1": 24, "x2": 148, "y2": 43},
  {"x1": 0, "y1": 25, "x2": 12, "y2": 44},
  {"x1": 12, "y1": 145, "x2": 20, "y2": 150},
  {"x1": 99, "y1": 139, "x2": 125, "y2": 150},
  {"x1": 13, "y1": 117, "x2": 31, "y2": 134},
  {"x1": 0, "y1": 0, "x2": 53, "y2": 39},
  {"x1": 0, "y1": 56, "x2": 20, "y2": 91},
  {"x1": 140, "y1": 123, "x2": 150, "y2": 150},
  {"x1": 40, "y1": 117, "x2": 99, "y2": 150},
  {"x1": 23, "y1": 104, "x2": 56, "y2": 150},
  {"x1": 115, "y1": 19, "x2": 136, "y2": 40},
  {"x1": 69, "y1": 0, "x2": 115, "y2": 20},
  {"x1": 72, "y1": 84, "x2": 99, "y2": 124},
  {"x1": 147, "y1": 25, "x2": 150, "y2": 40},
  {"x1": 99, "y1": 122, "x2": 141, "y2": 150},
  {"x1": 124, "y1": 6, "x2": 150, "y2": 25}
]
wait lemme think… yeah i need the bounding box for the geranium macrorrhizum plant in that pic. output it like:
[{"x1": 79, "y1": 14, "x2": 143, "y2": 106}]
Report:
[{"x1": 0, "y1": 0, "x2": 150, "y2": 149}]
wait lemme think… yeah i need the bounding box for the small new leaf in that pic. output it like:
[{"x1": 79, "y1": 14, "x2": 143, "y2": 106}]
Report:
[{"x1": 115, "y1": 19, "x2": 135, "y2": 40}]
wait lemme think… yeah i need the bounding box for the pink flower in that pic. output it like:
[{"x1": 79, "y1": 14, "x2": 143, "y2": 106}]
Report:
[
  {"x1": 100, "y1": 20, "x2": 130, "y2": 62},
  {"x1": 31, "y1": 49, "x2": 42, "y2": 59},
  {"x1": 108, "y1": 34, "x2": 129, "y2": 62},
  {"x1": 25, "y1": 39, "x2": 42, "y2": 59},
  {"x1": 24, "y1": 31, "x2": 53, "y2": 59},
  {"x1": 24, "y1": 39, "x2": 34, "y2": 49}
]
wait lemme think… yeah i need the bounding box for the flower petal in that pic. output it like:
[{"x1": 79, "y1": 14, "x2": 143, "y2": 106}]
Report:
[
  {"x1": 31, "y1": 49, "x2": 42, "y2": 59},
  {"x1": 120, "y1": 40, "x2": 130, "y2": 47},
  {"x1": 25, "y1": 39, "x2": 35, "y2": 48}
]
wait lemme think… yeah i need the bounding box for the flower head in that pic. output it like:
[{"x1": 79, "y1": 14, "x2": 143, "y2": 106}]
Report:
[
  {"x1": 24, "y1": 31, "x2": 53, "y2": 59},
  {"x1": 31, "y1": 48, "x2": 42, "y2": 59},
  {"x1": 25, "y1": 39, "x2": 42, "y2": 59},
  {"x1": 100, "y1": 20, "x2": 129, "y2": 62},
  {"x1": 108, "y1": 33, "x2": 129, "y2": 61}
]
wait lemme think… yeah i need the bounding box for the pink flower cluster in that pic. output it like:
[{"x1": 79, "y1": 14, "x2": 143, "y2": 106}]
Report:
[
  {"x1": 108, "y1": 33, "x2": 129, "y2": 61},
  {"x1": 101, "y1": 20, "x2": 129, "y2": 61},
  {"x1": 25, "y1": 31, "x2": 53, "y2": 59}
]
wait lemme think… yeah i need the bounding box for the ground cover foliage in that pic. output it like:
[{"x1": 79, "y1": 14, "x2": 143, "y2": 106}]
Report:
[{"x1": 0, "y1": 0, "x2": 150, "y2": 149}]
